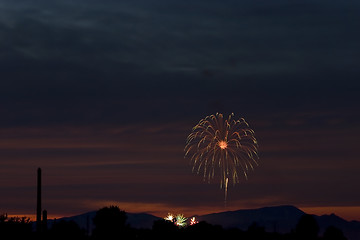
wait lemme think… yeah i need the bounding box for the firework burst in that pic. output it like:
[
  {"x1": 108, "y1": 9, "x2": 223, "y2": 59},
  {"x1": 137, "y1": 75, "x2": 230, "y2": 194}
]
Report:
[
  {"x1": 189, "y1": 217, "x2": 198, "y2": 225},
  {"x1": 175, "y1": 214, "x2": 187, "y2": 227},
  {"x1": 164, "y1": 213, "x2": 187, "y2": 227},
  {"x1": 164, "y1": 213, "x2": 175, "y2": 222},
  {"x1": 184, "y1": 113, "x2": 259, "y2": 202}
]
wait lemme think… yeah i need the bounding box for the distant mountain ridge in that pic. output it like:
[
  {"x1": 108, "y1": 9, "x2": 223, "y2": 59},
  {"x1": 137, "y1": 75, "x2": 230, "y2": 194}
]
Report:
[
  {"x1": 196, "y1": 205, "x2": 305, "y2": 232},
  {"x1": 51, "y1": 205, "x2": 360, "y2": 240},
  {"x1": 49, "y1": 211, "x2": 160, "y2": 231}
]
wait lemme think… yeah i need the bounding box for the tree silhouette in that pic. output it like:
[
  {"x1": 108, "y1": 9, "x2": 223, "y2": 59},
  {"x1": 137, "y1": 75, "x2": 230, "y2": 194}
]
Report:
[
  {"x1": 323, "y1": 226, "x2": 347, "y2": 240},
  {"x1": 49, "y1": 220, "x2": 87, "y2": 240},
  {"x1": 0, "y1": 213, "x2": 33, "y2": 238},
  {"x1": 295, "y1": 214, "x2": 319, "y2": 240},
  {"x1": 152, "y1": 219, "x2": 178, "y2": 240},
  {"x1": 184, "y1": 221, "x2": 223, "y2": 240},
  {"x1": 0, "y1": 213, "x2": 7, "y2": 223},
  {"x1": 247, "y1": 222, "x2": 266, "y2": 240},
  {"x1": 92, "y1": 205, "x2": 127, "y2": 239}
]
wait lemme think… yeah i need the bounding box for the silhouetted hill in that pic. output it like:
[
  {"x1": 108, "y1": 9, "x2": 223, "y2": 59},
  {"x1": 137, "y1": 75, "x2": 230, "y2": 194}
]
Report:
[
  {"x1": 196, "y1": 205, "x2": 304, "y2": 233},
  {"x1": 49, "y1": 211, "x2": 161, "y2": 233},
  {"x1": 196, "y1": 205, "x2": 360, "y2": 240},
  {"x1": 49, "y1": 205, "x2": 360, "y2": 240},
  {"x1": 126, "y1": 212, "x2": 162, "y2": 229},
  {"x1": 315, "y1": 214, "x2": 360, "y2": 240}
]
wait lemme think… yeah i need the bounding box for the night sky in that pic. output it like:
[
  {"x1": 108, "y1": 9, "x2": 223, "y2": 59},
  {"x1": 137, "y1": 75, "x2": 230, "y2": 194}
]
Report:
[{"x1": 1, "y1": 0, "x2": 360, "y2": 221}]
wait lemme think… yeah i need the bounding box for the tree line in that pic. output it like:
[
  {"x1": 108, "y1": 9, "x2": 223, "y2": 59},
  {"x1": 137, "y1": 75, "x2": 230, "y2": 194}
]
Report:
[{"x1": 0, "y1": 206, "x2": 347, "y2": 240}]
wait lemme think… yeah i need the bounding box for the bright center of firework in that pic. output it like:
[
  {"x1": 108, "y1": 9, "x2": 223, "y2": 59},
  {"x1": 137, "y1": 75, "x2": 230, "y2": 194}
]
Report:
[{"x1": 218, "y1": 140, "x2": 228, "y2": 149}]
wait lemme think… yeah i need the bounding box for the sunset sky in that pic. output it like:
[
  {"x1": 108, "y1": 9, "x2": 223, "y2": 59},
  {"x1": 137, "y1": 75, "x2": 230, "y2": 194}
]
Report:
[{"x1": 1, "y1": 0, "x2": 359, "y2": 221}]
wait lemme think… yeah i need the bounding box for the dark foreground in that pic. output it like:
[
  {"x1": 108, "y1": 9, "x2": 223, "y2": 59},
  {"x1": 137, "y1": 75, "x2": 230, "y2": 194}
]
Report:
[{"x1": 0, "y1": 206, "x2": 347, "y2": 240}]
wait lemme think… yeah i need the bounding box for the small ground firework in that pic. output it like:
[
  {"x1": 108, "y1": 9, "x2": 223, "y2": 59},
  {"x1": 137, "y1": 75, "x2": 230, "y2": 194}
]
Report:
[
  {"x1": 175, "y1": 214, "x2": 187, "y2": 227},
  {"x1": 164, "y1": 213, "x2": 187, "y2": 227},
  {"x1": 164, "y1": 213, "x2": 175, "y2": 222},
  {"x1": 184, "y1": 113, "x2": 259, "y2": 204},
  {"x1": 189, "y1": 217, "x2": 198, "y2": 225}
]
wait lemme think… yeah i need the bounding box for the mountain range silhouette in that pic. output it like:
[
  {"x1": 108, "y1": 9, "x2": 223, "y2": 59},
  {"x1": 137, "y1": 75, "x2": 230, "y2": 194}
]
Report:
[{"x1": 48, "y1": 205, "x2": 360, "y2": 240}]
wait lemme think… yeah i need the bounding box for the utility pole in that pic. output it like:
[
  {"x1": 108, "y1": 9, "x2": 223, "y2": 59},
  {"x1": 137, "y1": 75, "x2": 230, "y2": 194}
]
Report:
[{"x1": 36, "y1": 168, "x2": 42, "y2": 233}]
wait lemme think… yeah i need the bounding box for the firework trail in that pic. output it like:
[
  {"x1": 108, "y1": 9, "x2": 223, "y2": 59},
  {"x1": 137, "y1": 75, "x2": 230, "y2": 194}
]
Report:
[{"x1": 184, "y1": 113, "x2": 259, "y2": 204}]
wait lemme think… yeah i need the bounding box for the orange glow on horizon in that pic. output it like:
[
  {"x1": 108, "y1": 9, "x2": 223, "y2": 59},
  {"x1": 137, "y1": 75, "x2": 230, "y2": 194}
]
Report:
[
  {"x1": 300, "y1": 206, "x2": 360, "y2": 221},
  {"x1": 8, "y1": 205, "x2": 360, "y2": 222},
  {"x1": 6, "y1": 214, "x2": 68, "y2": 222},
  {"x1": 3, "y1": 214, "x2": 35, "y2": 222}
]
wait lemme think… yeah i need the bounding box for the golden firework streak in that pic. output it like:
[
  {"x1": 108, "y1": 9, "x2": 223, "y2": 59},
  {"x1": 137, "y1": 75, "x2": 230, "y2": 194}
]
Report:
[
  {"x1": 184, "y1": 113, "x2": 259, "y2": 204},
  {"x1": 225, "y1": 177, "x2": 229, "y2": 205}
]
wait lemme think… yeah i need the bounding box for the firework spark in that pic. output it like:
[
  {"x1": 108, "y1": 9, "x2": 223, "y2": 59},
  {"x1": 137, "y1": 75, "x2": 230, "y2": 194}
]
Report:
[
  {"x1": 164, "y1": 213, "x2": 174, "y2": 222},
  {"x1": 175, "y1": 214, "x2": 187, "y2": 227},
  {"x1": 164, "y1": 213, "x2": 187, "y2": 227},
  {"x1": 184, "y1": 113, "x2": 259, "y2": 202},
  {"x1": 189, "y1": 217, "x2": 198, "y2": 225}
]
